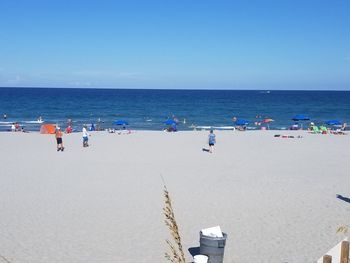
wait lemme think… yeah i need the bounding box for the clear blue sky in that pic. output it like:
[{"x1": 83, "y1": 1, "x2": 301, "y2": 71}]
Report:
[{"x1": 0, "y1": 0, "x2": 349, "y2": 89}]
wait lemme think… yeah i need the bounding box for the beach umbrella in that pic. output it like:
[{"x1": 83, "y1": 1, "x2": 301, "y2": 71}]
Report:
[
  {"x1": 262, "y1": 118, "x2": 274, "y2": 123},
  {"x1": 114, "y1": 120, "x2": 129, "y2": 125},
  {"x1": 164, "y1": 119, "x2": 177, "y2": 132},
  {"x1": 261, "y1": 118, "x2": 274, "y2": 129},
  {"x1": 235, "y1": 119, "x2": 249, "y2": 126},
  {"x1": 325, "y1": 120, "x2": 341, "y2": 126},
  {"x1": 292, "y1": 114, "x2": 310, "y2": 121},
  {"x1": 291, "y1": 114, "x2": 310, "y2": 130},
  {"x1": 164, "y1": 119, "x2": 177, "y2": 125}
]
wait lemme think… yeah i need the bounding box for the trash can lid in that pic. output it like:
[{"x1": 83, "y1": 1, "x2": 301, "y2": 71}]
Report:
[
  {"x1": 201, "y1": 226, "x2": 223, "y2": 238},
  {"x1": 200, "y1": 231, "x2": 227, "y2": 240}
]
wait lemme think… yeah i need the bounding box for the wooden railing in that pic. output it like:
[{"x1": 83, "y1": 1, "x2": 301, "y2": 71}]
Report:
[{"x1": 322, "y1": 241, "x2": 349, "y2": 263}]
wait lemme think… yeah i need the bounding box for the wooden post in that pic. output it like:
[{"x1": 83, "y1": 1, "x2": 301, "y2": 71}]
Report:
[
  {"x1": 340, "y1": 241, "x2": 349, "y2": 263},
  {"x1": 323, "y1": 254, "x2": 332, "y2": 263}
]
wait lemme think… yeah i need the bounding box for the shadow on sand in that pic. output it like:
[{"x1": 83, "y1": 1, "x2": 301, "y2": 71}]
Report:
[
  {"x1": 188, "y1": 246, "x2": 200, "y2": 257},
  {"x1": 336, "y1": 194, "x2": 350, "y2": 204}
]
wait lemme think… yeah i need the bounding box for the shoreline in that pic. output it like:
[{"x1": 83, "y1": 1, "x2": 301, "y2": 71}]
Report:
[{"x1": 0, "y1": 127, "x2": 345, "y2": 132}]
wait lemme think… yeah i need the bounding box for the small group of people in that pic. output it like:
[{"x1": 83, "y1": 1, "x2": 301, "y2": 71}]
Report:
[
  {"x1": 55, "y1": 124, "x2": 90, "y2": 151},
  {"x1": 308, "y1": 122, "x2": 348, "y2": 135},
  {"x1": 11, "y1": 122, "x2": 22, "y2": 132},
  {"x1": 164, "y1": 115, "x2": 179, "y2": 132},
  {"x1": 308, "y1": 123, "x2": 329, "y2": 134},
  {"x1": 165, "y1": 124, "x2": 177, "y2": 132}
]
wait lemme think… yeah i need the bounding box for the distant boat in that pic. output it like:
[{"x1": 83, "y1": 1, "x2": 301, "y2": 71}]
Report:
[{"x1": 260, "y1": 90, "x2": 271, "y2": 94}]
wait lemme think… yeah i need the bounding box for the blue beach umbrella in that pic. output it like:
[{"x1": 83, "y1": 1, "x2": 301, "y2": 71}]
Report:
[
  {"x1": 291, "y1": 114, "x2": 310, "y2": 130},
  {"x1": 292, "y1": 114, "x2": 310, "y2": 121},
  {"x1": 114, "y1": 120, "x2": 129, "y2": 125},
  {"x1": 325, "y1": 120, "x2": 341, "y2": 126},
  {"x1": 164, "y1": 119, "x2": 177, "y2": 125},
  {"x1": 235, "y1": 119, "x2": 249, "y2": 126}
]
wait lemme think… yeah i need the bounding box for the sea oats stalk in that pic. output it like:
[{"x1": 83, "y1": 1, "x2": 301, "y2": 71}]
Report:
[
  {"x1": 337, "y1": 225, "x2": 349, "y2": 235},
  {"x1": 163, "y1": 185, "x2": 186, "y2": 263}
]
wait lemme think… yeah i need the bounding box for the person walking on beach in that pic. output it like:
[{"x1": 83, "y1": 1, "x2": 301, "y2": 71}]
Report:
[
  {"x1": 55, "y1": 127, "x2": 64, "y2": 151},
  {"x1": 208, "y1": 129, "x2": 216, "y2": 153},
  {"x1": 82, "y1": 125, "x2": 89, "y2": 147}
]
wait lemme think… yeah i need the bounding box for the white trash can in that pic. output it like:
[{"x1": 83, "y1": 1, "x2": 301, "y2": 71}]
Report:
[{"x1": 199, "y1": 231, "x2": 227, "y2": 263}]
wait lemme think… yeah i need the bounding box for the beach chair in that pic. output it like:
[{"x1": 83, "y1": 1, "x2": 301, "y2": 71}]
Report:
[
  {"x1": 332, "y1": 128, "x2": 347, "y2": 135},
  {"x1": 311, "y1": 126, "x2": 320, "y2": 134},
  {"x1": 319, "y1": 126, "x2": 328, "y2": 134}
]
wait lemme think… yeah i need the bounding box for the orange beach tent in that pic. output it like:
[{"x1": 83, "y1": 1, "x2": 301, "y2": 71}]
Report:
[{"x1": 40, "y1": 124, "x2": 56, "y2": 134}]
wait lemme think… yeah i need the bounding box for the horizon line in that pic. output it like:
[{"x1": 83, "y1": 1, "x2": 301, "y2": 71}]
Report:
[{"x1": 0, "y1": 86, "x2": 350, "y2": 92}]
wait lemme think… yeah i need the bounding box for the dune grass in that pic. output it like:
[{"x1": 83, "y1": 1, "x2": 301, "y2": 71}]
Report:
[
  {"x1": 337, "y1": 225, "x2": 349, "y2": 235},
  {"x1": 163, "y1": 185, "x2": 186, "y2": 263}
]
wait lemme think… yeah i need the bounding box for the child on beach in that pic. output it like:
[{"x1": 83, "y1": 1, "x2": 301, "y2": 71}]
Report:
[
  {"x1": 82, "y1": 125, "x2": 89, "y2": 147},
  {"x1": 208, "y1": 129, "x2": 216, "y2": 153},
  {"x1": 65, "y1": 125, "x2": 73, "y2": 134},
  {"x1": 55, "y1": 127, "x2": 64, "y2": 151}
]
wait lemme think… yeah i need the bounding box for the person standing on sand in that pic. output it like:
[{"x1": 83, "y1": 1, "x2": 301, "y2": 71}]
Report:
[
  {"x1": 208, "y1": 129, "x2": 216, "y2": 153},
  {"x1": 55, "y1": 127, "x2": 64, "y2": 151},
  {"x1": 82, "y1": 125, "x2": 89, "y2": 147},
  {"x1": 15, "y1": 122, "x2": 20, "y2": 131}
]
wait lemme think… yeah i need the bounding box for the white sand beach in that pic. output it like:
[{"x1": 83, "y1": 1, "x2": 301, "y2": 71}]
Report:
[{"x1": 1, "y1": 130, "x2": 350, "y2": 263}]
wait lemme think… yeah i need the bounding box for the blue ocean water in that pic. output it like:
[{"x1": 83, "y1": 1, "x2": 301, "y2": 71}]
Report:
[{"x1": 0, "y1": 88, "x2": 349, "y2": 131}]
